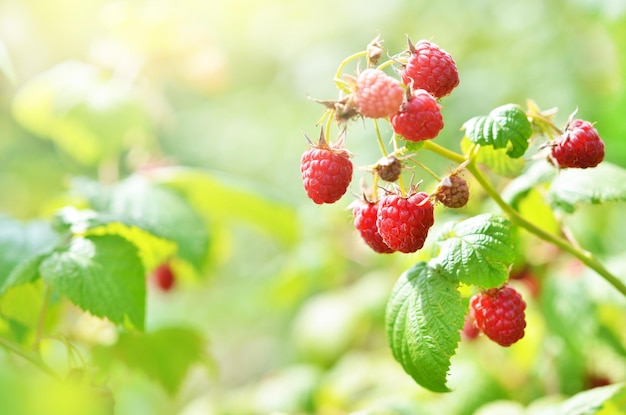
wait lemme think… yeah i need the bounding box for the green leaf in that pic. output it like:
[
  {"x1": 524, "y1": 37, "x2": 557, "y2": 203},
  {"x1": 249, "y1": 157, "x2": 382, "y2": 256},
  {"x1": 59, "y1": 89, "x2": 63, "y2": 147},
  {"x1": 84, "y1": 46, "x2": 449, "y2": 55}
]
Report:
[
  {"x1": 403, "y1": 140, "x2": 425, "y2": 153},
  {"x1": 152, "y1": 167, "x2": 298, "y2": 246},
  {"x1": 385, "y1": 262, "x2": 465, "y2": 393},
  {"x1": 559, "y1": 383, "x2": 626, "y2": 415},
  {"x1": 40, "y1": 234, "x2": 145, "y2": 330},
  {"x1": 501, "y1": 160, "x2": 556, "y2": 208},
  {"x1": 0, "y1": 38, "x2": 16, "y2": 84},
  {"x1": 431, "y1": 214, "x2": 514, "y2": 289},
  {"x1": 53, "y1": 206, "x2": 177, "y2": 273},
  {"x1": 463, "y1": 104, "x2": 532, "y2": 158},
  {"x1": 0, "y1": 280, "x2": 45, "y2": 328},
  {"x1": 0, "y1": 216, "x2": 59, "y2": 289},
  {"x1": 460, "y1": 136, "x2": 525, "y2": 177},
  {"x1": 12, "y1": 61, "x2": 149, "y2": 165},
  {"x1": 93, "y1": 327, "x2": 210, "y2": 395},
  {"x1": 548, "y1": 162, "x2": 626, "y2": 213},
  {"x1": 75, "y1": 176, "x2": 211, "y2": 271}
]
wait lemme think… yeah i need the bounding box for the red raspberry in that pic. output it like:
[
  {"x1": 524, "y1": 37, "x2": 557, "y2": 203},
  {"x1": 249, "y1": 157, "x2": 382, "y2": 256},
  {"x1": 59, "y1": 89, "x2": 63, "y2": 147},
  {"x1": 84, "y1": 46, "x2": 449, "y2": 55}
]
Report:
[
  {"x1": 433, "y1": 173, "x2": 469, "y2": 208},
  {"x1": 551, "y1": 119, "x2": 605, "y2": 169},
  {"x1": 376, "y1": 191, "x2": 434, "y2": 253},
  {"x1": 390, "y1": 89, "x2": 443, "y2": 142},
  {"x1": 301, "y1": 133, "x2": 353, "y2": 204},
  {"x1": 352, "y1": 198, "x2": 395, "y2": 254},
  {"x1": 353, "y1": 68, "x2": 404, "y2": 119},
  {"x1": 401, "y1": 39, "x2": 459, "y2": 99},
  {"x1": 470, "y1": 285, "x2": 526, "y2": 347},
  {"x1": 151, "y1": 262, "x2": 175, "y2": 291}
]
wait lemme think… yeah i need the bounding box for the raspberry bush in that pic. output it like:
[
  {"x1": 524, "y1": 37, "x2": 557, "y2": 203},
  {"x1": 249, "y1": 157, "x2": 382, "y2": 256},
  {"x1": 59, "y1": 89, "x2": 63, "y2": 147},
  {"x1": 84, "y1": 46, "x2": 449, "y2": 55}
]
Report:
[{"x1": 301, "y1": 35, "x2": 626, "y2": 393}]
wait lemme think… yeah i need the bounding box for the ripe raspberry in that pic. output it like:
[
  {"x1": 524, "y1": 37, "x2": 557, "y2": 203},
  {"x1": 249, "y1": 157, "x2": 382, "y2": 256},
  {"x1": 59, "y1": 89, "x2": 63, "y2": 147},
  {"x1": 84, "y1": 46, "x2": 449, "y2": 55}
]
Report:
[
  {"x1": 470, "y1": 285, "x2": 526, "y2": 347},
  {"x1": 390, "y1": 89, "x2": 444, "y2": 142},
  {"x1": 151, "y1": 262, "x2": 175, "y2": 291},
  {"x1": 301, "y1": 132, "x2": 353, "y2": 204},
  {"x1": 401, "y1": 39, "x2": 459, "y2": 99},
  {"x1": 376, "y1": 191, "x2": 434, "y2": 253},
  {"x1": 433, "y1": 173, "x2": 469, "y2": 208},
  {"x1": 353, "y1": 68, "x2": 404, "y2": 119},
  {"x1": 551, "y1": 119, "x2": 605, "y2": 169},
  {"x1": 352, "y1": 199, "x2": 395, "y2": 254}
]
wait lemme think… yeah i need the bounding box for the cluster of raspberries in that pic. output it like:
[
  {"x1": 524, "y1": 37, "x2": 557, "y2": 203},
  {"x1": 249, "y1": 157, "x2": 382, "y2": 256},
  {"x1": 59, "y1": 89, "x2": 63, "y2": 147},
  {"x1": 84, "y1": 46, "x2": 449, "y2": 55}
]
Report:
[{"x1": 300, "y1": 38, "x2": 465, "y2": 254}]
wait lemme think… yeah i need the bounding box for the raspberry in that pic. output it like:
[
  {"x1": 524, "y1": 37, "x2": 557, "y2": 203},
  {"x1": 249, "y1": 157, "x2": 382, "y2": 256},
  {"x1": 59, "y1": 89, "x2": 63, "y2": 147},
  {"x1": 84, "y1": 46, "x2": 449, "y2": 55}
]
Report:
[
  {"x1": 374, "y1": 155, "x2": 403, "y2": 183},
  {"x1": 470, "y1": 285, "x2": 526, "y2": 347},
  {"x1": 376, "y1": 191, "x2": 434, "y2": 253},
  {"x1": 353, "y1": 68, "x2": 404, "y2": 119},
  {"x1": 461, "y1": 314, "x2": 480, "y2": 341},
  {"x1": 551, "y1": 119, "x2": 605, "y2": 169},
  {"x1": 301, "y1": 132, "x2": 353, "y2": 204},
  {"x1": 401, "y1": 39, "x2": 459, "y2": 99},
  {"x1": 151, "y1": 262, "x2": 175, "y2": 291},
  {"x1": 352, "y1": 198, "x2": 395, "y2": 254},
  {"x1": 390, "y1": 89, "x2": 444, "y2": 142},
  {"x1": 433, "y1": 173, "x2": 469, "y2": 208}
]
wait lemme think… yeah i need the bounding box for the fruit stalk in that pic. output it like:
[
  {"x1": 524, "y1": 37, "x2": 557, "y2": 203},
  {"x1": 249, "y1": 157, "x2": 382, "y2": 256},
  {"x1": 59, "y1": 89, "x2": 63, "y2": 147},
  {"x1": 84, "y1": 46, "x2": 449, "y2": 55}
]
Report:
[
  {"x1": 0, "y1": 337, "x2": 60, "y2": 379},
  {"x1": 423, "y1": 140, "x2": 626, "y2": 298}
]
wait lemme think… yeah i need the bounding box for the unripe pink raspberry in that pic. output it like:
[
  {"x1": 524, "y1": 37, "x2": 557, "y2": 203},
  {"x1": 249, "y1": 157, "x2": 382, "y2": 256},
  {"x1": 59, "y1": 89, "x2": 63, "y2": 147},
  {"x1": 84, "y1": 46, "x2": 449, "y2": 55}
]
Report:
[{"x1": 353, "y1": 68, "x2": 404, "y2": 119}]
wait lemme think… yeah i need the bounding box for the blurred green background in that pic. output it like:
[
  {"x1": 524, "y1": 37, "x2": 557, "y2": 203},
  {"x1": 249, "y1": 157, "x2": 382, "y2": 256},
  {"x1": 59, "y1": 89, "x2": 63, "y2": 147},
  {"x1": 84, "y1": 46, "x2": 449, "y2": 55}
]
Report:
[{"x1": 1, "y1": 0, "x2": 626, "y2": 414}]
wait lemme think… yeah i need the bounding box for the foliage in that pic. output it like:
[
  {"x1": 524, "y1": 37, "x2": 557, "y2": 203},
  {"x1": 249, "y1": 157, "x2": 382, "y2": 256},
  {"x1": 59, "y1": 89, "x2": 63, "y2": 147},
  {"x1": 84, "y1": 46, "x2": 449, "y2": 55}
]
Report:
[{"x1": 0, "y1": 1, "x2": 625, "y2": 414}]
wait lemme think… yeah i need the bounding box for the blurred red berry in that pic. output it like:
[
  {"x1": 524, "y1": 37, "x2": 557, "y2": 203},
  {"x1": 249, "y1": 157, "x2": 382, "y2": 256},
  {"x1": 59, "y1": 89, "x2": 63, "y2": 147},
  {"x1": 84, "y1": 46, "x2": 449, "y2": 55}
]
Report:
[
  {"x1": 354, "y1": 68, "x2": 404, "y2": 119},
  {"x1": 352, "y1": 198, "x2": 395, "y2": 254},
  {"x1": 151, "y1": 263, "x2": 175, "y2": 291}
]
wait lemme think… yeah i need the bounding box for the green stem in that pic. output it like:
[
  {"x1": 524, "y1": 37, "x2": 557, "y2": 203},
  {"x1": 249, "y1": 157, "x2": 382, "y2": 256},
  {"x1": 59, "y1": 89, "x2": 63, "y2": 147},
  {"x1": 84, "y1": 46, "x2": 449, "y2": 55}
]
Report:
[
  {"x1": 422, "y1": 140, "x2": 626, "y2": 298},
  {"x1": 33, "y1": 284, "x2": 52, "y2": 353},
  {"x1": 334, "y1": 50, "x2": 368, "y2": 92},
  {"x1": 0, "y1": 337, "x2": 60, "y2": 380},
  {"x1": 372, "y1": 119, "x2": 388, "y2": 157}
]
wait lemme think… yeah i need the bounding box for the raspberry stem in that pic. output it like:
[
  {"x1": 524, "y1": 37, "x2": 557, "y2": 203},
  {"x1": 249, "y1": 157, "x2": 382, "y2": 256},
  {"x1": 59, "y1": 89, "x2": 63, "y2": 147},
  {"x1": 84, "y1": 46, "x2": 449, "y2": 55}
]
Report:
[
  {"x1": 422, "y1": 140, "x2": 626, "y2": 298},
  {"x1": 0, "y1": 337, "x2": 60, "y2": 380},
  {"x1": 334, "y1": 50, "x2": 368, "y2": 93}
]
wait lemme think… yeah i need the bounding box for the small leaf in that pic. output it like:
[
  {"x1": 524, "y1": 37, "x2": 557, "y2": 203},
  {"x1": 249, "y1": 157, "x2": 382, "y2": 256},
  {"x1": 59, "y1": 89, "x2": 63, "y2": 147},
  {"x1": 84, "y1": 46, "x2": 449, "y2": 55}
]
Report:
[
  {"x1": 40, "y1": 235, "x2": 145, "y2": 330},
  {"x1": 0, "y1": 216, "x2": 60, "y2": 289},
  {"x1": 431, "y1": 214, "x2": 514, "y2": 289},
  {"x1": 460, "y1": 136, "x2": 525, "y2": 177},
  {"x1": 385, "y1": 262, "x2": 465, "y2": 392},
  {"x1": 463, "y1": 104, "x2": 532, "y2": 158},
  {"x1": 92, "y1": 327, "x2": 210, "y2": 395},
  {"x1": 0, "y1": 280, "x2": 45, "y2": 328},
  {"x1": 559, "y1": 383, "x2": 626, "y2": 415},
  {"x1": 548, "y1": 162, "x2": 626, "y2": 213}
]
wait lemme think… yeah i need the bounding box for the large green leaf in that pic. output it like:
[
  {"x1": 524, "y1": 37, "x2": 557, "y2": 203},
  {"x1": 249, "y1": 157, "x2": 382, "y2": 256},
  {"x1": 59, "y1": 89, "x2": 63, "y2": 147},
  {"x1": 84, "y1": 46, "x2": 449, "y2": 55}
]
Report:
[
  {"x1": 385, "y1": 262, "x2": 465, "y2": 392},
  {"x1": 152, "y1": 167, "x2": 298, "y2": 246},
  {"x1": 53, "y1": 206, "x2": 177, "y2": 273},
  {"x1": 501, "y1": 160, "x2": 556, "y2": 208},
  {"x1": 431, "y1": 214, "x2": 514, "y2": 289},
  {"x1": 74, "y1": 176, "x2": 211, "y2": 271},
  {"x1": 0, "y1": 216, "x2": 59, "y2": 289},
  {"x1": 463, "y1": 104, "x2": 532, "y2": 159},
  {"x1": 548, "y1": 162, "x2": 626, "y2": 213},
  {"x1": 93, "y1": 327, "x2": 210, "y2": 395},
  {"x1": 40, "y1": 234, "x2": 146, "y2": 330}
]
